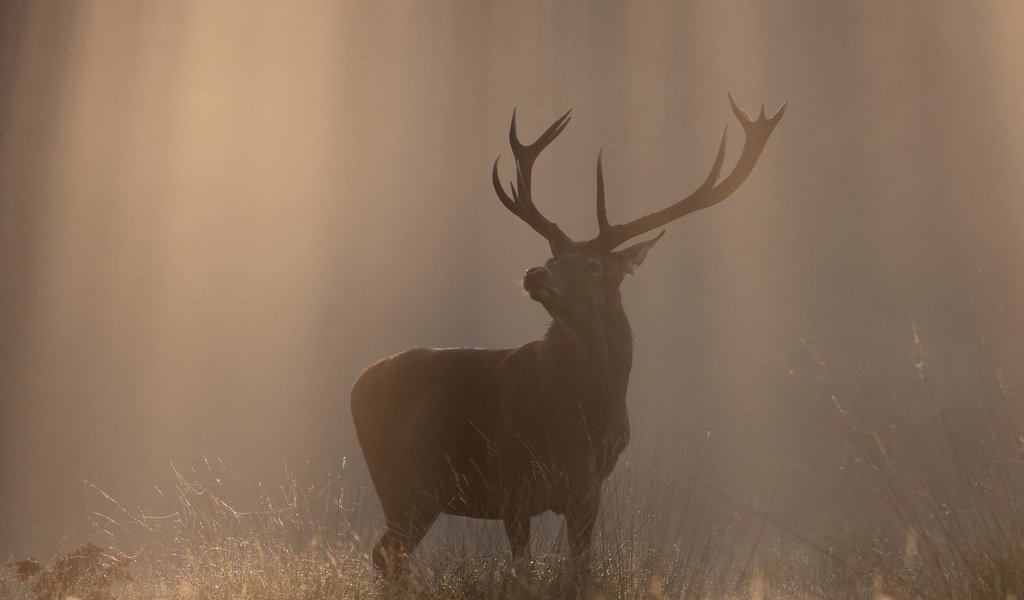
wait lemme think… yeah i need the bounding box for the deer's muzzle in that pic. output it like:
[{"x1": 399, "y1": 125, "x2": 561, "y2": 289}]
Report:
[{"x1": 524, "y1": 267, "x2": 558, "y2": 301}]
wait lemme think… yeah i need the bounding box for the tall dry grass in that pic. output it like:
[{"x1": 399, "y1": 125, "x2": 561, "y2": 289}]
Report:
[
  {"x1": 785, "y1": 324, "x2": 1024, "y2": 599},
  {"x1": 2, "y1": 450, "x2": 805, "y2": 599},
  {"x1": 4, "y1": 325, "x2": 1023, "y2": 599}
]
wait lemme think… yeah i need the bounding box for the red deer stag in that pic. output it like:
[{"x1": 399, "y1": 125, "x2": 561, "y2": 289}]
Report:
[{"x1": 352, "y1": 95, "x2": 784, "y2": 574}]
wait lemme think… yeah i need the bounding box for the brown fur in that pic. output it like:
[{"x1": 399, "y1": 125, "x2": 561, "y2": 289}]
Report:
[{"x1": 352, "y1": 246, "x2": 654, "y2": 572}]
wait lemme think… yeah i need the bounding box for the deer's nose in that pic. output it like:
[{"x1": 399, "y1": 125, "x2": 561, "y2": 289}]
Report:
[{"x1": 525, "y1": 267, "x2": 547, "y2": 279}]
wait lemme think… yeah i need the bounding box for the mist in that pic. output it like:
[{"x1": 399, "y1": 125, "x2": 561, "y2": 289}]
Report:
[{"x1": 2, "y1": 0, "x2": 1023, "y2": 560}]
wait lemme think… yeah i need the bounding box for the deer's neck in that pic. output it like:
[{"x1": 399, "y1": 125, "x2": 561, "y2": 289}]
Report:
[{"x1": 540, "y1": 303, "x2": 633, "y2": 404}]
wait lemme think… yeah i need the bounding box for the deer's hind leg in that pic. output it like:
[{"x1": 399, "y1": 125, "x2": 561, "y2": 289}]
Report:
[{"x1": 372, "y1": 490, "x2": 440, "y2": 577}]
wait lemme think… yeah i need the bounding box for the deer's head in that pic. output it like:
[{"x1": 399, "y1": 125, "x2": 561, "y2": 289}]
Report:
[
  {"x1": 521, "y1": 236, "x2": 661, "y2": 332},
  {"x1": 492, "y1": 97, "x2": 785, "y2": 330}
]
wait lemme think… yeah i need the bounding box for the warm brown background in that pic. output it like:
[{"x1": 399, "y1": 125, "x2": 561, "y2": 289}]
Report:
[{"x1": 2, "y1": 1, "x2": 1022, "y2": 556}]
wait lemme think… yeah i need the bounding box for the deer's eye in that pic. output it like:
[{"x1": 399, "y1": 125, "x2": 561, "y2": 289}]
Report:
[{"x1": 586, "y1": 262, "x2": 602, "y2": 274}]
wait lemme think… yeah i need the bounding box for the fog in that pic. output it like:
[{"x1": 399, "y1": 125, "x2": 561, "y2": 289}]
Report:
[{"x1": 2, "y1": 1, "x2": 1023, "y2": 556}]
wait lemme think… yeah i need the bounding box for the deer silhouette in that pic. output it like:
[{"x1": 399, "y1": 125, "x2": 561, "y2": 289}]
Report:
[{"x1": 351, "y1": 95, "x2": 784, "y2": 574}]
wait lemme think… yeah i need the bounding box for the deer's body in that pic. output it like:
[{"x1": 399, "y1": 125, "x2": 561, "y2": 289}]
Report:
[
  {"x1": 352, "y1": 317, "x2": 631, "y2": 519},
  {"x1": 351, "y1": 97, "x2": 783, "y2": 574},
  {"x1": 353, "y1": 283, "x2": 634, "y2": 567}
]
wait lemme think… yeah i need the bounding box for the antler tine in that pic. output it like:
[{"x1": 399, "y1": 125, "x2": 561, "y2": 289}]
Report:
[
  {"x1": 596, "y1": 150, "x2": 610, "y2": 234},
  {"x1": 492, "y1": 109, "x2": 576, "y2": 254},
  {"x1": 592, "y1": 94, "x2": 784, "y2": 250},
  {"x1": 510, "y1": 108, "x2": 572, "y2": 154},
  {"x1": 491, "y1": 157, "x2": 521, "y2": 217}
]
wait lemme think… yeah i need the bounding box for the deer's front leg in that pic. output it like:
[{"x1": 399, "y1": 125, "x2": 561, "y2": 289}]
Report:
[
  {"x1": 503, "y1": 510, "x2": 532, "y2": 569},
  {"x1": 564, "y1": 488, "x2": 600, "y2": 573}
]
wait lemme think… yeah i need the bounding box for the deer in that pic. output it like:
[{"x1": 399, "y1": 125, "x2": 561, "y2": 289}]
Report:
[{"x1": 351, "y1": 95, "x2": 784, "y2": 575}]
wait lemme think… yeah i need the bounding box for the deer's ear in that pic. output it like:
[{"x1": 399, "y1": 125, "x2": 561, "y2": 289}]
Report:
[{"x1": 613, "y1": 231, "x2": 665, "y2": 274}]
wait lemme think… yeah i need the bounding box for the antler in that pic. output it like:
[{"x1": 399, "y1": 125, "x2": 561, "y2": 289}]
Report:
[
  {"x1": 492, "y1": 109, "x2": 576, "y2": 255},
  {"x1": 591, "y1": 94, "x2": 785, "y2": 250}
]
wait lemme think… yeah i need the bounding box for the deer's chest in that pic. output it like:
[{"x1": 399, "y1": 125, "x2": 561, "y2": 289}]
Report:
[{"x1": 495, "y1": 384, "x2": 629, "y2": 476}]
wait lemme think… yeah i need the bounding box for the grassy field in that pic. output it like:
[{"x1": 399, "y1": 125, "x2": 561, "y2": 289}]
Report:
[{"x1": 4, "y1": 332, "x2": 1023, "y2": 599}]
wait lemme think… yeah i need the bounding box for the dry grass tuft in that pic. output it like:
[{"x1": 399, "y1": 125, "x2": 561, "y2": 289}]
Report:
[{"x1": 7, "y1": 542, "x2": 133, "y2": 600}]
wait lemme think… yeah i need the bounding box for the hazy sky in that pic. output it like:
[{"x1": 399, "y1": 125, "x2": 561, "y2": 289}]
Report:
[{"x1": 2, "y1": 1, "x2": 1023, "y2": 555}]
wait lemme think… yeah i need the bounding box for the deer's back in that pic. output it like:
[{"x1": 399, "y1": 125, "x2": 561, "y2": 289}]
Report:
[{"x1": 351, "y1": 346, "x2": 513, "y2": 436}]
